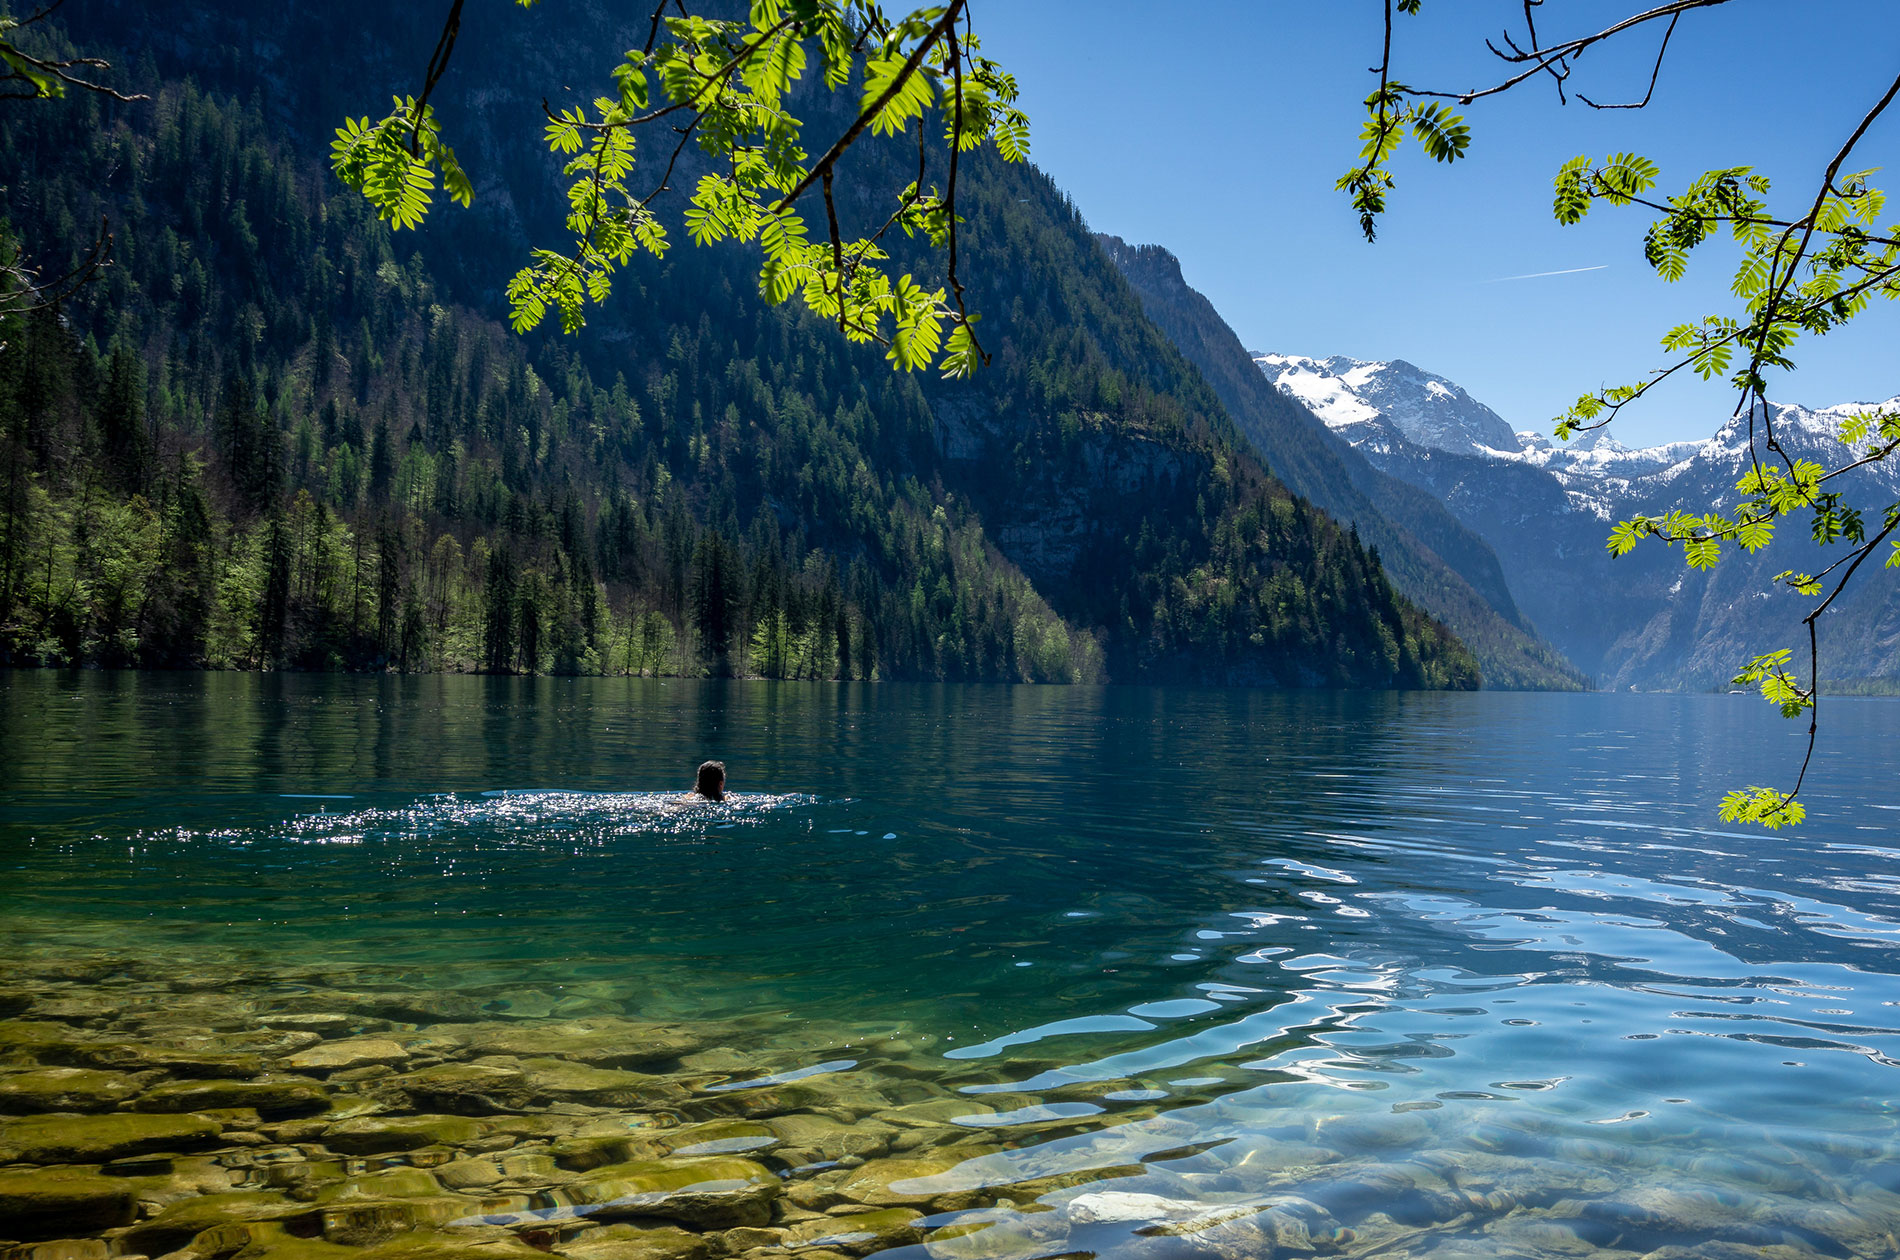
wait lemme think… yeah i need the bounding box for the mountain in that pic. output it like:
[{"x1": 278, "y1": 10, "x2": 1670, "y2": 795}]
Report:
[
  {"x1": 1256, "y1": 353, "x2": 1900, "y2": 690},
  {"x1": 1255, "y1": 353, "x2": 1522, "y2": 458},
  {"x1": 0, "y1": 5, "x2": 1478, "y2": 689},
  {"x1": 1099, "y1": 238, "x2": 1584, "y2": 690}
]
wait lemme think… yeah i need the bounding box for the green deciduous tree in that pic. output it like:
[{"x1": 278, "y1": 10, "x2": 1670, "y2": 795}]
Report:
[{"x1": 333, "y1": 0, "x2": 1029, "y2": 378}]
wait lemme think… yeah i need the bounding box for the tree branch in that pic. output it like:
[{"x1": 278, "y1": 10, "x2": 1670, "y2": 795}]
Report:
[{"x1": 774, "y1": 0, "x2": 965, "y2": 213}]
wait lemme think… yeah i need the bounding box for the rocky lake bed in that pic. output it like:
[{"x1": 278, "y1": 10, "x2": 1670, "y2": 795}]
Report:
[{"x1": 4, "y1": 947, "x2": 1900, "y2": 1260}]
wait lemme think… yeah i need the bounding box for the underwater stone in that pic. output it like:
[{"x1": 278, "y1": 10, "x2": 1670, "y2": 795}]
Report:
[
  {"x1": 477, "y1": 990, "x2": 564, "y2": 1020},
  {"x1": 1066, "y1": 1191, "x2": 1203, "y2": 1224},
  {"x1": 558, "y1": 1155, "x2": 781, "y2": 1229},
  {"x1": 711, "y1": 1227, "x2": 786, "y2": 1253},
  {"x1": 284, "y1": 1038, "x2": 410, "y2": 1074},
  {"x1": 429, "y1": 1021, "x2": 706, "y2": 1070},
  {"x1": 1636, "y1": 1246, "x2": 1829, "y2": 1260},
  {"x1": 348, "y1": 991, "x2": 493, "y2": 1025},
  {"x1": 187, "y1": 1218, "x2": 547, "y2": 1260},
  {"x1": 0, "y1": 1022, "x2": 90, "y2": 1063},
  {"x1": 1151, "y1": 1195, "x2": 1350, "y2": 1258},
  {"x1": 654, "y1": 1119, "x2": 779, "y2": 1159},
  {"x1": 555, "y1": 1223, "x2": 712, "y2": 1260},
  {"x1": 800, "y1": 1149, "x2": 999, "y2": 1212},
  {"x1": 436, "y1": 1157, "x2": 504, "y2": 1189},
  {"x1": 514, "y1": 1058, "x2": 667, "y2": 1106},
  {"x1": 782, "y1": 1207, "x2": 924, "y2": 1256},
  {"x1": 257, "y1": 1013, "x2": 360, "y2": 1035},
  {"x1": 1583, "y1": 1184, "x2": 1781, "y2": 1239},
  {"x1": 321, "y1": 1114, "x2": 492, "y2": 1154},
  {"x1": 0, "y1": 1067, "x2": 146, "y2": 1113},
  {"x1": 24, "y1": 994, "x2": 126, "y2": 1025},
  {"x1": 118, "y1": 1190, "x2": 311, "y2": 1255},
  {"x1": 919, "y1": 1210, "x2": 1071, "y2": 1260},
  {"x1": 1310, "y1": 1110, "x2": 1434, "y2": 1151},
  {"x1": 62, "y1": 1045, "x2": 268, "y2": 1079},
  {"x1": 135, "y1": 1078, "x2": 329, "y2": 1117},
  {"x1": 0, "y1": 1240, "x2": 111, "y2": 1260},
  {"x1": 388, "y1": 1063, "x2": 540, "y2": 1115},
  {"x1": 549, "y1": 1133, "x2": 665, "y2": 1172},
  {"x1": 0, "y1": 1167, "x2": 138, "y2": 1241},
  {"x1": 319, "y1": 1195, "x2": 477, "y2": 1245},
  {"x1": 0, "y1": 1111, "x2": 222, "y2": 1163},
  {"x1": 313, "y1": 1167, "x2": 446, "y2": 1201},
  {"x1": 881, "y1": 1098, "x2": 999, "y2": 1131}
]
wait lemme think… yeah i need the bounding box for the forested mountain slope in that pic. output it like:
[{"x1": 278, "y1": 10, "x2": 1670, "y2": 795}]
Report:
[
  {"x1": 1098, "y1": 238, "x2": 1583, "y2": 690},
  {"x1": 0, "y1": 5, "x2": 1476, "y2": 688}
]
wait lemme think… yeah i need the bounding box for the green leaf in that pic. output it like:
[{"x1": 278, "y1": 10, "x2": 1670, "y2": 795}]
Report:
[{"x1": 1719, "y1": 786, "x2": 1806, "y2": 830}]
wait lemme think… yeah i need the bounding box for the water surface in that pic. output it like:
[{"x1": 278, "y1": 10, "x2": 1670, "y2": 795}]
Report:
[{"x1": 2, "y1": 674, "x2": 1897, "y2": 1259}]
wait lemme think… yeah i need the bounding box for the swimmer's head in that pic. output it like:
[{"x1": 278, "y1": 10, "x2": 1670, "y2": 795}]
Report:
[{"x1": 695, "y1": 760, "x2": 726, "y2": 801}]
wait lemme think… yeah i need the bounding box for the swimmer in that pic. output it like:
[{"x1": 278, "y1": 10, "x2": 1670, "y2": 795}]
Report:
[{"x1": 687, "y1": 760, "x2": 726, "y2": 803}]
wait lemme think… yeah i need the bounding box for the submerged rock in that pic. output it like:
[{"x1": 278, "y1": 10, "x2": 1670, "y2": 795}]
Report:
[
  {"x1": 313, "y1": 1167, "x2": 447, "y2": 1202},
  {"x1": 388, "y1": 1063, "x2": 540, "y2": 1115},
  {"x1": 135, "y1": 1077, "x2": 329, "y2": 1116},
  {"x1": 920, "y1": 1209, "x2": 1070, "y2": 1260},
  {"x1": 321, "y1": 1114, "x2": 492, "y2": 1154},
  {"x1": 792, "y1": 1148, "x2": 1000, "y2": 1213},
  {"x1": 0, "y1": 1111, "x2": 222, "y2": 1163},
  {"x1": 783, "y1": 1207, "x2": 924, "y2": 1255},
  {"x1": 285, "y1": 1038, "x2": 411, "y2": 1074},
  {"x1": 118, "y1": 1189, "x2": 311, "y2": 1255},
  {"x1": 320, "y1": 1195, "x2": 479, "y2": 1245},
  {"x1": 555, "y1": 1155, "x2": 781, "y2": 1229},
  {"x1": 1143, "y1": 1195, "x2": 1350, "y2": 1258},
  {"x1": 428, "y1": 1021, "x2": 706, "y2": 1070},
  {"x1": 64, "y1": 1045, "x2": 268, "y2": 1078},
  {"x1": 0, "y1": 1021, "x2": 91, "y2": 1060},
  {"x1": 257, "y1": 1012, "x2": 361, "y2": 1035},
  {"x1": 436, "y1": 1157, "x2": 505, "y2": 1189},
  {"x1": 0, "y1": 1067, "x2": 146, "y2": 1113},
  {"x1": 514, "y1": 1058, "x2": 668, "y2": 1106},
  {"x1": 556, "y1": 1223, "x2": 712, "y2": 1260},
  {"x1": 764, "y1": 1111, "x2": 894, "y2": 1162},
  {"x1": 171, "y1": 1218, "x2": 548, "y2": 1260},
  {"x1": 0, "y1": 1167, "x2": 138, "y2": 1241},
  {"x1": 0, "y1": 1239, "x2": 112, "y2": 1260}
]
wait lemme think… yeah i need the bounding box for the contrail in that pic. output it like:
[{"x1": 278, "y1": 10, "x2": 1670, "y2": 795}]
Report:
[{"x1": 1485, "y1": 264, "x2": 1609, "y2": 283}]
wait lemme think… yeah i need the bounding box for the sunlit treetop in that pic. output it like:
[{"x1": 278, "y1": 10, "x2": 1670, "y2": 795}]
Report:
[{"x1": 331, "y1": 0, "x2": 1029, "y2": 379}]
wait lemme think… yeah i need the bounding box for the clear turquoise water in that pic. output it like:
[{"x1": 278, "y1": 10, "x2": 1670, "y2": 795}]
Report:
[{"x1": 4, "y1": 672, "x2": 1900, "y2": 1256}]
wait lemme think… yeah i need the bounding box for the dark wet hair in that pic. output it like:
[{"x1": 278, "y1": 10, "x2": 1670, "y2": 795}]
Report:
[{"x1": 695, "y1": 760, "x2": 726, "y2": 800}]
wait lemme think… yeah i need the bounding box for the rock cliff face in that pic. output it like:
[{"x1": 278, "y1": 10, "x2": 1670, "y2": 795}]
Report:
[
  {"x1": 1256, "y1": 352, "x2": 1900, "y2": 690},
  {"x1": 1100, "y1": 237, "x2": 1584, "y2": 690},
  {"x1": 935, "y1": 398, "x2": 1195, "y2": 589}
]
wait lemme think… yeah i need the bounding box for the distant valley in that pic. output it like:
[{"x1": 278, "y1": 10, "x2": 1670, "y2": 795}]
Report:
[{"x1": 1255, "y1": 353, "x2": 1900, "y2": 690}]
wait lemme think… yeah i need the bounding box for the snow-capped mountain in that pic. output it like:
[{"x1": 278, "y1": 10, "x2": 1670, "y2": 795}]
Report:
[
  {"x1": 1254, "y1": 354, "x2": 1524, "y2": 459},
  {"x1": 1516, "y1": 399, "x2": 1900, "y2": 493},
  {"x1": 1255, "y1": 351, "x2": 1900, "y2": 689},
  {"x1": 1258, "y1": 351, "x2": 1900, "y2": 504}
]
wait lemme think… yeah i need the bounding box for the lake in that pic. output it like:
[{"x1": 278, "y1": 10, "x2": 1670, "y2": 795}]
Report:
[{"x1": 2, "y1": 672, "x2": 1898, "y2": 1260}]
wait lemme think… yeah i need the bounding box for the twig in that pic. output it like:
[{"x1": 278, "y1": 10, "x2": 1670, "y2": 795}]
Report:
[
  {"x1": 1578, "y1": 12, "x2": 1678, "y2": 109},
  {"x1": 775, "y1": 0, "x2": 966, "y2": 213},
  {"x1": 409, "y1": 0, "x2": 465, "y2": 154}
]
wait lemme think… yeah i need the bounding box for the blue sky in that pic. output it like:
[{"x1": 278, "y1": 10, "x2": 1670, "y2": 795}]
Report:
[{"x1": 978, "y1": 2, "x2": 1900, "y2": 445}]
